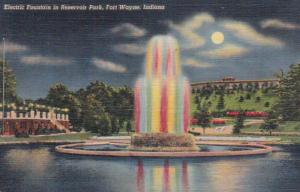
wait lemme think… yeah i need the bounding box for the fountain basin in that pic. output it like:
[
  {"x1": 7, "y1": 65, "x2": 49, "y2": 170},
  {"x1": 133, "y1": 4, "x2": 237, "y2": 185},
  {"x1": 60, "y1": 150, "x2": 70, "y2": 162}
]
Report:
[{"x1": 55, "y1": 141, "x2": 272, "y2": 158}]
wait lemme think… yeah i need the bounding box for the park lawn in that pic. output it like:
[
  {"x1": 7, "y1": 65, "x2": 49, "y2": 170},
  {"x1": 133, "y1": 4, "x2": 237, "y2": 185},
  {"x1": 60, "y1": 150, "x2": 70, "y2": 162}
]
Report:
[
  {"x1": 277, "y1": 121, "x2": 300, "y2": 132},
  {"x1": 242, "y1": 121, "x2": 300, "y2": 132},
  {"x1": 191, "y1": 90, "x2": 277, "y2": 114},
  {"x1": 279, "y1": 136, "x2": 300, "y2": 144},
  {"x1": 0, "y1": 132, "x2": 96, "y2": 143}
]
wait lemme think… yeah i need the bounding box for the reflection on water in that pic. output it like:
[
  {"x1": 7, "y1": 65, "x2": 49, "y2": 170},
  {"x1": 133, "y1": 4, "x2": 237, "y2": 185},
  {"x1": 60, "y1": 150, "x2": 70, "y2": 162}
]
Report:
[
  {"x1": 135, "y1": 159, "x2": 189, "y2": 192},
  {"x1": 0, "y1": 145, "x2": 300, "y2": 192},
  {"x1": 5, "y1": 148, "x2": 53, "y2": 174}
]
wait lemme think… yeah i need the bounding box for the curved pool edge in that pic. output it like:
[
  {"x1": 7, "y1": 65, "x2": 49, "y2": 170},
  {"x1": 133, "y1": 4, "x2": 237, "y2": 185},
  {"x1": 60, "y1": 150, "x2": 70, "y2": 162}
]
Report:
[
  {"x1": 55, "y1": 142, "x2": 273, "y2": 158},
  {"x1": 0, "y1": 140, "x2": 85, "y2": 146}
]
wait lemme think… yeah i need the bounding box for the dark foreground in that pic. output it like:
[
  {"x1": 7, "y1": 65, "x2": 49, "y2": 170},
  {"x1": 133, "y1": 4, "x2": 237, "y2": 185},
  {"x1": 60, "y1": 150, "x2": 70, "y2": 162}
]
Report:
[{"x1": 0, "y1": 144, "x2": 299, "y2": 192}]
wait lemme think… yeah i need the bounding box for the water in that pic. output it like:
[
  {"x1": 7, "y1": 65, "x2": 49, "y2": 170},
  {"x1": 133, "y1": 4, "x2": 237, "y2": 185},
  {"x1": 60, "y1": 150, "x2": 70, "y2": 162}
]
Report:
[
  {"x1": 71, "y1": 144, "x2": 258, "y2": 152},
  {"x1": 0, "y1": 144, "x2": 299, "y2": 192}
]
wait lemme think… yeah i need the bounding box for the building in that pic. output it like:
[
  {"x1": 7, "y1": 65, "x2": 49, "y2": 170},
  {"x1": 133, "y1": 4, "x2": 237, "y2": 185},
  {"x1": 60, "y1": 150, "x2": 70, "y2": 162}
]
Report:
[
  {"x1": 191, "y1": 76, "x2": 279, "y2": 91},
  {"x1": 0, "y1": 110, "x2": 70, "y2": 136}
]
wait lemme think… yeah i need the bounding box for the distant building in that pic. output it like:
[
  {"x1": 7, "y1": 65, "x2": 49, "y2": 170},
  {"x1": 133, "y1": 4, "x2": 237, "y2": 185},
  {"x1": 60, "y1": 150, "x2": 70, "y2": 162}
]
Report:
[
  {"x1": 0, "y1": 110, "x2": 70, "y2": 136},
  {"x1": 191, "y1": 76, "x2": 279, "y2": 91}
]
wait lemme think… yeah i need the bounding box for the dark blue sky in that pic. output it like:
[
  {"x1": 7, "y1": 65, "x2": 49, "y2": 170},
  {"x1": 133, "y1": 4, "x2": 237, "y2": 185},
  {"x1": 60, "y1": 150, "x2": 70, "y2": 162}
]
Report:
[{"x1": 1, "y1": 0, "x2": 300, "y2": 99}]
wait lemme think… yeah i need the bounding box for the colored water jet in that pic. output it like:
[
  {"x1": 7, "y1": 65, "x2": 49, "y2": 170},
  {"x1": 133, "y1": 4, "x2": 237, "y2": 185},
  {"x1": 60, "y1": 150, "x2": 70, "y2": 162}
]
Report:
[{"x1": 134, "y1": 35, "x2": 190, "y2": 134}]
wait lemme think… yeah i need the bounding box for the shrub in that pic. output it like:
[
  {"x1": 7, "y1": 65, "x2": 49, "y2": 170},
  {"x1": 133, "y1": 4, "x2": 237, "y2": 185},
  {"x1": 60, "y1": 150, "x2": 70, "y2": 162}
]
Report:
[
  {"x1": 264, "y1": 102, "x2": 270, "y2": 107},
  {"x1": 131, "y1": 133, "x2": 195, "y2": 148},
  {"x1": 255, "y1": 96, "x2": 261, "y2": 102},
  {"x1": 246, "y1": 93, "x2": 251, "y2": 100},
  {"x1": 15, "y1": 131, "x2": 29, "y2": 138},
  {"x1": 239, "y1": 96, "x2": 244, "y2": 102}
]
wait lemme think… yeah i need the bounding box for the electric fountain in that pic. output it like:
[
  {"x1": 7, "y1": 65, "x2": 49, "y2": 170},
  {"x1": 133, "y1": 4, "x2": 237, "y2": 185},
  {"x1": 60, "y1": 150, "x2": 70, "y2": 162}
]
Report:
[
  {"x1": 55, "y1": 35, "x2": 272, "y2": 157},
  {"x1": 130, "y1": 35, "x2": 196, "y2": 152}
]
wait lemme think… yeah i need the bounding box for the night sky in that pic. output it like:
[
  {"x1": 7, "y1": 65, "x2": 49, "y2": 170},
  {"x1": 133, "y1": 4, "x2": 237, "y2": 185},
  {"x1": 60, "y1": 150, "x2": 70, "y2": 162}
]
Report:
[{"x1": 1, "y1": 0, "x2": 300, "y2": 99}]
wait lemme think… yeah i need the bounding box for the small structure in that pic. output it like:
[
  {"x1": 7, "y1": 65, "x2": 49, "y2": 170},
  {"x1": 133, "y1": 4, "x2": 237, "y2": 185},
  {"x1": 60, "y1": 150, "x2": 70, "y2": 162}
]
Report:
[{"x1": 0, "y1": 110, "x2": 70, "y2": 136}]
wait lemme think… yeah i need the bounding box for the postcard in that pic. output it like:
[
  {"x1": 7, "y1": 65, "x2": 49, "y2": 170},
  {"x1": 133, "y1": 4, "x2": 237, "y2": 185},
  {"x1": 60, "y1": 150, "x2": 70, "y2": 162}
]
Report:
[{"x1": 0, "y1": 1, "x2": 299, "y2": 192}]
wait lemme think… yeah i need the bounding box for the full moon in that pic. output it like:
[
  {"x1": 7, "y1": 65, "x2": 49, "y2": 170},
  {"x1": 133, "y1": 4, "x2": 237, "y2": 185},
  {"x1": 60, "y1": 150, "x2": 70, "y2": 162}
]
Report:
[{"x1": 211, "y1": 31, "x2": 224, "y2": 44}]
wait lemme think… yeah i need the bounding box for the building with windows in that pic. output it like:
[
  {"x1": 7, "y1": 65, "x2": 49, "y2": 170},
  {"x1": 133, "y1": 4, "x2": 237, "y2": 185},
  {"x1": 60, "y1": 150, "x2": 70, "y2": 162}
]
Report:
[{"x1": 191, "y1": 76, "x2": 279, "y2": 91}]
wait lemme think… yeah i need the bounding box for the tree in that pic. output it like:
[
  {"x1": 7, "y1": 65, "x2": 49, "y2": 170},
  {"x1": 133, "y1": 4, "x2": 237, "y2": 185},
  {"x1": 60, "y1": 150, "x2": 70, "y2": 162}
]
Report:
[
  {"x1": 246, "y1": 93, "x2": 251, "y2": 100},
  {"x1": 264, "y1": 102, "x2": 270, "y2": 108},
  {"x1": 194, "y1": 96, "x2": 200, "y2": 104},
  {"x1": 239, "y1": 96, "x2": 244, "y2": 102},
  {"x1": 217, "y1": 94, "x2": 225, "y2": 110},
  {"x1": 44, "y1": 83, "x2": 82, "y2": 131},
  {"x1": 275, "y1": 63, "x2": 300, "y2": 121},
  {"x1": 194, "y1": 105, "x2": 211, "y2": 135},
  {"x1": 260, "y1": 119, "x2": 278, "y2": 136},
  {"x1": 260, "y1": 111, "x2": 278, "y2": 136},
  {"x1": 97, "y1": 113, "x2": 112, "y2": 136},
  {"x1": 126, "y1": 121, "x2": 132, "y2": 135},
  {"x1": 111, "y1": 117, "x2": 120, "y2": 134},
  {"x1": 0, "y1": 60, "x2": 19, "y2": 103},
  {"x1": 255, "y1": 96, "x2": 261, "y2": 103},
  {"x1": 254, "y1": 82, "x2": 260, "y2": 90},
  {"x1": 74, "y1": 81, "x2": 133, "y2": 135},
  {"x1": 238, "y1": 83, "x2": 244, "y2": 92},
  {"x1": 233, "y1": 112, "x2": 244, "y2": 134},
  {"x1": 81, "y1": 94, "x2": 105, "y2": 133},
  {"x1": 110, "y1": 86, "x2": 134, "y2": 126},
  {"x1": 246, "y1": 82, "x2": 253, "y2": 92}
]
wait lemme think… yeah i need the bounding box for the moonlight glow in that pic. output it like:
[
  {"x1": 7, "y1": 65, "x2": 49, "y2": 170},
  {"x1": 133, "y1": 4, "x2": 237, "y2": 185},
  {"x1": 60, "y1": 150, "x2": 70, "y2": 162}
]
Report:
[{"x1": 211, "y1": 31, "x2": 224, "y2": 44}]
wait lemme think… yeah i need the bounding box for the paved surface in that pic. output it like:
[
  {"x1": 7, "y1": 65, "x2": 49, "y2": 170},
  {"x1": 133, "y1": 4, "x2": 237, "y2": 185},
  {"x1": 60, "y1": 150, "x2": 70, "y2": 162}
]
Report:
[
  {"x1": 91, "y1": 135, "x2": 280, "y2": 143},
  {"x1": 196, "y1": 136, "x2": 280, "y2": 142}
]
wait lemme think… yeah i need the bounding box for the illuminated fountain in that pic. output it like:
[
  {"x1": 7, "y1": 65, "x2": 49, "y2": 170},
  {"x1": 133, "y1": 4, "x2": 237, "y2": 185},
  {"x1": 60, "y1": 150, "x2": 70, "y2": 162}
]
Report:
[
  {"x1": 55, "y1": 36, "x2": 272, "y2": 157},
  {"x1": 131, "y1": 35, "x2": 196, "y2": 151},
  {"x1": 134, "y1": 35, "x2": 190, "y2": 134}
]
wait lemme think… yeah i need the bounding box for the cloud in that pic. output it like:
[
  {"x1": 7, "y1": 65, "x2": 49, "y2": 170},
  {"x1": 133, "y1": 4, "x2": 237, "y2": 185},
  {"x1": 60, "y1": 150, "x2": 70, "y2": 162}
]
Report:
[
  {"x1": 168, "y1": 13, "x2": 215, "y2": 49},
  {"x1": 0, "y1": 41, "x2": 28, "y2": 53},
  {"x1": 201, "y1": 44, "x2": 248, "y2": 58},
  {"x1": 180, "y1": 13, "x2": 215, "y2": 30},
  {"x1": 184, "y1": 58, "x2": 214, "y2": 68},
  {"x1": 92, "y1": 58, "x2": 127, "y2": 73},
  {"x1": 20, "y1": 55, "x2": 72, "y2": 65},
  {"x1": 222, "y1": 21, "x2": 284, "y2": 47},
  {"x1": 112, "y1": 43, "x2": 145, "y2": 55},
  {"x1": 111, "y1": 23, "x2": 146, "y2": 38},
  {"x1": 260, "y1": 19, "x2": 300, "y2": 30}
]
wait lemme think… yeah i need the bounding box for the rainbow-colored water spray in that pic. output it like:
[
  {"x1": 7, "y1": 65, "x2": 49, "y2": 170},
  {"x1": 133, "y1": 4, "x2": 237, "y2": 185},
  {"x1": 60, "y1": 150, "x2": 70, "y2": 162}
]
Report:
[{"x1": 134, "y1": 35, "x2": 190, "y2": 134}]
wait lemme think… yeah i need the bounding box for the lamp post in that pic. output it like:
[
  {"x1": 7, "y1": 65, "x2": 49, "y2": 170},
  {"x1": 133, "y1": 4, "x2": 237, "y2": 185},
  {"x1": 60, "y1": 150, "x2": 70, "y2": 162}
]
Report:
[{"x1": 2, "y1": 36, "x2": 5, "y2": 134}]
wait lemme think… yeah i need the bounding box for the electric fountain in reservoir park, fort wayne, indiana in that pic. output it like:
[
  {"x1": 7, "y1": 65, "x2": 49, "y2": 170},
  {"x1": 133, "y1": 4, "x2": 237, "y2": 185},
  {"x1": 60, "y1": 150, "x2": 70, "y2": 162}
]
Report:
[{"x1": 55, "y1": 35, "x2": 273, "y2": 157}]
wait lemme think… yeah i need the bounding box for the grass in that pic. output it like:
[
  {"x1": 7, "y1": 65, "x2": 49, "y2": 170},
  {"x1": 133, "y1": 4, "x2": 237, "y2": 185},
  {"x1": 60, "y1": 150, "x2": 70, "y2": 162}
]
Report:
[
  {"x1": 191, "y1": 90, "x2": 277, "y2": 114},
  {"x1": 1, "y1": 131, "x2": 300, "y2": 145},
  {"x1": 279, "y1": 136, "x2": 300, "y2": 144},
  {"x1": 0, "y1": 132, "x2": 96, "y2": 142},
  {"x1": 242, "y1": 121, "x2": 300, "y2": 132}
]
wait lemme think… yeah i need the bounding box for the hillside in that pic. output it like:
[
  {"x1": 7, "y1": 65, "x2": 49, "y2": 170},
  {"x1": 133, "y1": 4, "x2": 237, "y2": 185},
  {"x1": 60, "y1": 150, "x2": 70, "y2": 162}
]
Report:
[{"x1": 191, "y1": 89, "x2": 277, "y2": 114}]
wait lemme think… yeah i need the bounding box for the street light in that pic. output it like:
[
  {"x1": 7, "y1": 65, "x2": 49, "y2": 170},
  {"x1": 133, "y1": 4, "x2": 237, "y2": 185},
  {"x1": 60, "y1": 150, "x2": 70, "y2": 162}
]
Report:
[{"x1": 1, "y1": 36, "x2": 5, "y2": 134}]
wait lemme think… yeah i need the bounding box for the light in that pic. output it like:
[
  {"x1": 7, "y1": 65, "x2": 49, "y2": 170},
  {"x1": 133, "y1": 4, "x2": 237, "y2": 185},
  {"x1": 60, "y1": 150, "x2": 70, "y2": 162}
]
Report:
[{"x1": 211, "y1": 31, "x2": 224, "y2": 45}]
